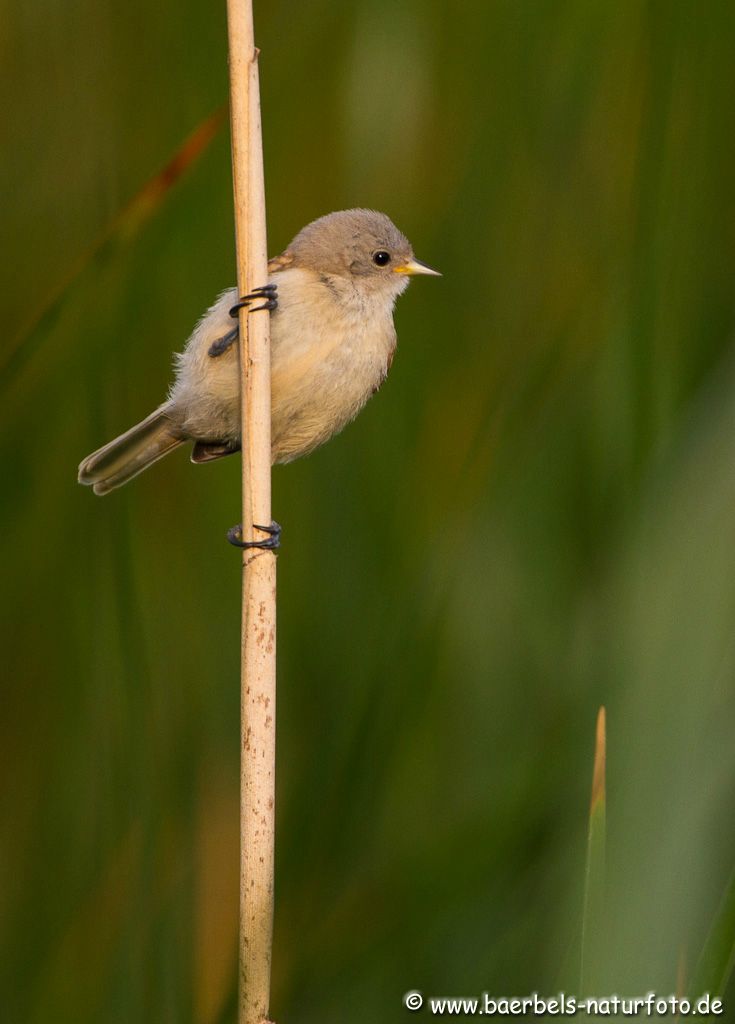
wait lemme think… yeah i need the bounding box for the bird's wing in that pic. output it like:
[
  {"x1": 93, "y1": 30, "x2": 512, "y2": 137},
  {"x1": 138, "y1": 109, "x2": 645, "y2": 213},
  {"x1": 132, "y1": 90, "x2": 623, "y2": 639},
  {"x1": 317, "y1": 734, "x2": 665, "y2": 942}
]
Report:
[{"x1": 267, "y1": 250, "x2": 295, "y2": 274}]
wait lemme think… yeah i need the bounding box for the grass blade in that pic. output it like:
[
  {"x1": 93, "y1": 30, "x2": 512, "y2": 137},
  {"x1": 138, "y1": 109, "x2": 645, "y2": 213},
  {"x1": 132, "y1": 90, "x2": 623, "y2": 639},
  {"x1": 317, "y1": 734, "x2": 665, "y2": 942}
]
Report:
[
  {"x1": 580, "y1": 706, "x2": 606, "y2": 994},
  {"x1": 690, "y1": 866, "x2": 735, "y2": 999},
  {"x1": 1, "y1": 104, "x2": 226, "y2": 388}
]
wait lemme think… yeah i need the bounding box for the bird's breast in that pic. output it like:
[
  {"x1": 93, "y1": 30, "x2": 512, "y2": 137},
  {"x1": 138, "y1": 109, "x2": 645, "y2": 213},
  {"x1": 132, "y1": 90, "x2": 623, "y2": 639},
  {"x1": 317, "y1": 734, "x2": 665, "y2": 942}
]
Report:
[{"x1": 269, "y1": 268, "x2": 397, "y2": 462}]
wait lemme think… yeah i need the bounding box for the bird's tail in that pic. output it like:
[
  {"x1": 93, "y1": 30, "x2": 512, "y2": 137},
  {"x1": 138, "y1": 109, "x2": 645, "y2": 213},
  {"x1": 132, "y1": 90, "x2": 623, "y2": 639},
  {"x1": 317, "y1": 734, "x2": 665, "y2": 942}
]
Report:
[{"x1": 78, "y1": 407, "x2": 184, "y2": 495}]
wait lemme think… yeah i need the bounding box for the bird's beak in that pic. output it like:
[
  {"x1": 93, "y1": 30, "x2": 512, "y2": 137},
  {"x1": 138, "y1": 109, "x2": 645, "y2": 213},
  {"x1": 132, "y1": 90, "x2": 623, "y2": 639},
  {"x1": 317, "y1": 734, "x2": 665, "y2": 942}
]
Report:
[{"x1": 393, "y1": 258, "x2": 441, "y2": 277}]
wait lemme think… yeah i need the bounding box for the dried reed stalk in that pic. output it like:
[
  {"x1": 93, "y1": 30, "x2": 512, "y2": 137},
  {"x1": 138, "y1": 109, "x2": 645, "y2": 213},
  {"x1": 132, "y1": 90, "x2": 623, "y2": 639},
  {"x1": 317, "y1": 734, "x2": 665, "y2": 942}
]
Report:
[{"x1": 225, "y1": 2, "x2": 276, "y2": 1022}]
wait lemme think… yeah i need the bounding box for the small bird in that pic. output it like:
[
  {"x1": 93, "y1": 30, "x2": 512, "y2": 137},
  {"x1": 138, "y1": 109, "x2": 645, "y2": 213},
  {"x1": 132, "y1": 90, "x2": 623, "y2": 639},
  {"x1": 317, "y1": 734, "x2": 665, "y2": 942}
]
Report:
[{"x1": 78, "y1": 209, "x2": 439, "y2": 496}]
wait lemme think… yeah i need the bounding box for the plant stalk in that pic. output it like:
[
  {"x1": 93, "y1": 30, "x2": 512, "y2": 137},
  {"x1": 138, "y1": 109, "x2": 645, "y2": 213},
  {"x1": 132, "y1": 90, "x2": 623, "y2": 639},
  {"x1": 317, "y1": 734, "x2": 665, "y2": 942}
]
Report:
[{"x1": 225, "y1": 2, "x2": 276, "y2": 1022}]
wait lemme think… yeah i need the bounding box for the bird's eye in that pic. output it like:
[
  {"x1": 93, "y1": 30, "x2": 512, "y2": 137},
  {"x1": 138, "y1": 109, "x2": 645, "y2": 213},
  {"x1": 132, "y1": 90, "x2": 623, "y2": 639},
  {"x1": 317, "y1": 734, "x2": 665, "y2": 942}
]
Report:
[{"x1": 372, "y1": 250, "x2": 391, "y2": 266}]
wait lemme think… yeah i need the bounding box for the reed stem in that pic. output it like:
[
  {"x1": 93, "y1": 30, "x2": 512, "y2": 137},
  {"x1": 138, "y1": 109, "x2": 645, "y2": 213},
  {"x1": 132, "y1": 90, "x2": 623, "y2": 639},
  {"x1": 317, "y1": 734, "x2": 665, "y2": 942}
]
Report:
[{"x1": 224, "y1": 3, "x2": 276, "y2": 1021}]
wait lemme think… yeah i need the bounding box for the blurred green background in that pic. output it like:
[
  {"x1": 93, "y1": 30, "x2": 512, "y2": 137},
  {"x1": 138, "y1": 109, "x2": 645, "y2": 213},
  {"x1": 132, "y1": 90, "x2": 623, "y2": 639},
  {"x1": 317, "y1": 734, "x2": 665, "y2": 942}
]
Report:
[{"x1": 4, "y1": 1, "x2": 735, "y2": 1020}]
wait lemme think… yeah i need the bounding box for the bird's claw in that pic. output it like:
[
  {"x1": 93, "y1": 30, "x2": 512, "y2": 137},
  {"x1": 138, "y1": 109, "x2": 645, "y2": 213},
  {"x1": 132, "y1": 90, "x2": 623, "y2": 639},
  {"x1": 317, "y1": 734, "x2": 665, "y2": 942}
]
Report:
[
  {"x1": 227, "y1": 521, "x2": 281, "y2": 551},
  {"x1": 229, "y1": 284, "x2": 278, "y2": 317},
  {"x1": 209, "y1": 285, "x2": 277, "y2": 357},
  {"x1": 208, "y1": 327, "x2": 239, "y2": 357}
]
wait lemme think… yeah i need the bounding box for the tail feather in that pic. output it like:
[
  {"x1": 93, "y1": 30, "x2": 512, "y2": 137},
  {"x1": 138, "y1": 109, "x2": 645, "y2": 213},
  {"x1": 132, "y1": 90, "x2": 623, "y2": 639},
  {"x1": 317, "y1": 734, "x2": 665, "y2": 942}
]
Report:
[{"x1": 78, "y1": 407, "x2": 184, "y2": 495}]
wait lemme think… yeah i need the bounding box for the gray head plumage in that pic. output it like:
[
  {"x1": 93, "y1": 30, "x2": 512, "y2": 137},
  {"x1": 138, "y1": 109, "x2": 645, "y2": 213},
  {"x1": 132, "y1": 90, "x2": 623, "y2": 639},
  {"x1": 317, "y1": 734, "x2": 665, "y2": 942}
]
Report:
[{"x1": 287, "y1": 210, "x2": 419, "y2": 299}]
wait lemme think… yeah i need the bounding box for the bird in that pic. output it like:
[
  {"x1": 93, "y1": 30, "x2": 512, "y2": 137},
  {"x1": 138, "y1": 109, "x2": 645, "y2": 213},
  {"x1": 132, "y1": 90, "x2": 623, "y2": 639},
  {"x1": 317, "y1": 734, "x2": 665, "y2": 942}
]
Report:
[{"x1": 78, "y1": 209, "x2": 439, "y2": 497}]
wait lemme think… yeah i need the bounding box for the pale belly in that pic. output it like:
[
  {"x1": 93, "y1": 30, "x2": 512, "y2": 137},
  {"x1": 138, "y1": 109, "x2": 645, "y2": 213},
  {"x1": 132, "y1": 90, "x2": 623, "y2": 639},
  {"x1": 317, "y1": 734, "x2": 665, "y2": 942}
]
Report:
[
  {"x1": 169, "y1": 269, "x2": 396, "y2": 463},
  {"x1": 270, "y1": 332, "x2": 393, "y2": 463}
]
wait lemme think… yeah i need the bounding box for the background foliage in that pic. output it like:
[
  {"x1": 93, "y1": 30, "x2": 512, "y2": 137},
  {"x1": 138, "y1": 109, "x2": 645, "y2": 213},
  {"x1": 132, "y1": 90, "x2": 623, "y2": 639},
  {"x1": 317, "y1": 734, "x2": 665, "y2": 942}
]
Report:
[{"x1": 4, "y1": 1, "x2": 735, "y2": 1021}]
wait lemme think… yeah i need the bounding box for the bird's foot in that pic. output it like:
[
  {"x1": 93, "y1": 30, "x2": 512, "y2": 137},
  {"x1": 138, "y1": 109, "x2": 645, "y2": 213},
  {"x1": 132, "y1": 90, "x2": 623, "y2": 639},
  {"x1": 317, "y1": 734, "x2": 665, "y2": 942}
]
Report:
[
  {"x1": 229, "y1": 284, "x2": 278, "y2": 317},
  {"x1": 208, "y1": 327, "x2": 239, "y2": 357},
  {"x1": 227, "y1": 521, "x2": 281, "y2": 551},
  {"x1": 209, "y1": 285, "x2": 277, "y2": 357}
]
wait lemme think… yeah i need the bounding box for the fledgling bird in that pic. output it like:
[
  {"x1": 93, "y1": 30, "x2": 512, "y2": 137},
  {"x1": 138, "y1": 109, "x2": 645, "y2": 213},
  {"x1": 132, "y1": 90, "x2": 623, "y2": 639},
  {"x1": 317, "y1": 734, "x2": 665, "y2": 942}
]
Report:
[{"x1": 78, "y1": 209, "x2": 439, "y2": 496}]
